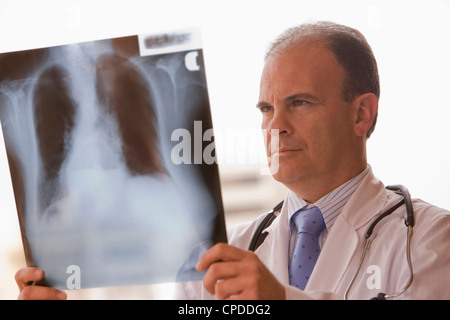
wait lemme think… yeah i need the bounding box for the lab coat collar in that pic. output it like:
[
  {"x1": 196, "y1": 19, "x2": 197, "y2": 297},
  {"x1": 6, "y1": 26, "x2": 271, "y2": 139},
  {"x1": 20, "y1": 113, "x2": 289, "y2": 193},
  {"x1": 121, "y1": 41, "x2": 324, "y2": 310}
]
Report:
[
  {"x1": 306, "y1": 165, "x2": 388, "y2": 294},
  {"x1": 260, "y1": 165, "x2": 387, "y2": 235},
  {"x1": 256, "y1": 165, "x2": 389, "y2": 293},
  {"x1": 338, "y1": 165, "x2": 387, "y2": 231}
]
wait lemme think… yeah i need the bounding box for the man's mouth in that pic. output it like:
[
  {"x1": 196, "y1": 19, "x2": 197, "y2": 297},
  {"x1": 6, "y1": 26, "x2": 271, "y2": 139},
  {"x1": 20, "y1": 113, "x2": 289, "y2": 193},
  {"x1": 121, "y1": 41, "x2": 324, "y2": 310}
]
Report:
[{"x1": 270, "y1": 147, "x2": 302, "y2": 157}]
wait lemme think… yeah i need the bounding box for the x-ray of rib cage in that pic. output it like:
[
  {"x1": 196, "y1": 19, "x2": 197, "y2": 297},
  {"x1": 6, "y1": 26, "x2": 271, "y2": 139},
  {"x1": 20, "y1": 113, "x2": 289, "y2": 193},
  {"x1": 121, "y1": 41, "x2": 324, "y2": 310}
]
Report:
[{"x1": 0, "y1": 29, "x2": 226, "y2": 290}]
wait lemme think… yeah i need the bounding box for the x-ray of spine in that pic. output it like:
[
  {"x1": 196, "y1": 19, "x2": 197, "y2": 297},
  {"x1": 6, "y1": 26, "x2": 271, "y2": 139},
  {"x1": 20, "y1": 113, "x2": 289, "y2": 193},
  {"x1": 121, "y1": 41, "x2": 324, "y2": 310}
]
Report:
[{"x1": 0, "y1": 32, "x2": 226, "y2": 289}]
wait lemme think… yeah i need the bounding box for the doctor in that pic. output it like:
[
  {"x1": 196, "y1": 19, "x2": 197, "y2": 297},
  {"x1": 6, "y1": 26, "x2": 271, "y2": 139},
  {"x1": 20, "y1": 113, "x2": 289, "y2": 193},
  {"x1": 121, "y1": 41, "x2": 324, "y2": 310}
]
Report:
[
  {"x1": 15, "y1": 21, "x2": 450, "y2": 300},
  {"x1": 176, "y1": 21, "x2": 450, "y2": 300}
]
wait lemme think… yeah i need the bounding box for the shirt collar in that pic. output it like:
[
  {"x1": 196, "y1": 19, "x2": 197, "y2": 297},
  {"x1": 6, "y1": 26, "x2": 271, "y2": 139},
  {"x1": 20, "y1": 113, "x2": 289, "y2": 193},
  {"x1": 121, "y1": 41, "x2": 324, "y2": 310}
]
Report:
[{"x1": 286, "y1": 165, "x2": 371, "y2": 232}]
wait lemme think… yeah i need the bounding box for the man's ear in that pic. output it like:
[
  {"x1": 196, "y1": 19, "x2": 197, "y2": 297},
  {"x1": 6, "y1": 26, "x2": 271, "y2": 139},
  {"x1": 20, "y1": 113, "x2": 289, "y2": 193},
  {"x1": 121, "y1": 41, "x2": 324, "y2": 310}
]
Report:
[{"x1": 353, "y1": 93, "x2": 378, "y2": 137}]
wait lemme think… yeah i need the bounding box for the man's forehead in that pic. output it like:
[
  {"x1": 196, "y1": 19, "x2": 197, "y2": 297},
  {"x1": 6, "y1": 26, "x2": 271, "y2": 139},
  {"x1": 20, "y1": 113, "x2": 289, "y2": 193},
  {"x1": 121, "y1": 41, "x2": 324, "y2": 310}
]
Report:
[
  {"x1": 259, "y1": 43, "x2": 343, "y2": 103},
  {"x1": 264, "y1": 40, "x2": 337, "y2": 74},
  {"x1": 261, "y1": 41, "x2": 341, "y2": 82}
]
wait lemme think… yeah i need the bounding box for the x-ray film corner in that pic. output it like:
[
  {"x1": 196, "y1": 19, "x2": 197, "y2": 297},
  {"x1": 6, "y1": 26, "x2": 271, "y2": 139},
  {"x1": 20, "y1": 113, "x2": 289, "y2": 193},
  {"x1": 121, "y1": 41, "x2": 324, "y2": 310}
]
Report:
[{"x1": 0, "y1": 28, "x2": 226, "y2": 290}]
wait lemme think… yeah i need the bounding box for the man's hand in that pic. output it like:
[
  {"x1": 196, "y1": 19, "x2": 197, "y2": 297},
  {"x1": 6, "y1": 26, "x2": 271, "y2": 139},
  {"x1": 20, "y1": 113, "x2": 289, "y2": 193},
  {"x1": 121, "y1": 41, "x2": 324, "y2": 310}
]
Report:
[
  {"x1": 15, "y1": 267, "x2": 67, "y2": 300},
  {"x1": 196, "y1": 243, "x2": 286, "y2": 300}
]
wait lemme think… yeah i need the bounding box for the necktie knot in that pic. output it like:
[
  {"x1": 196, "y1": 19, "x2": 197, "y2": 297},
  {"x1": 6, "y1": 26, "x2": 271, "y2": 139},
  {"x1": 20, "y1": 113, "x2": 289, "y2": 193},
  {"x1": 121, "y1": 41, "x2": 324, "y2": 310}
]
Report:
[{"x1": 292, "y1": 207, "x2": 325, "y2": 237}]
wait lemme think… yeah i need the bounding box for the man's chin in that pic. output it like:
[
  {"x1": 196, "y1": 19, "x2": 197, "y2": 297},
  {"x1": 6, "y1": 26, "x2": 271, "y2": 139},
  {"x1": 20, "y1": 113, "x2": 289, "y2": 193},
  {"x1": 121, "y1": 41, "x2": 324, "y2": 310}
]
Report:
[
  {"x1": 268, "y1": 159, "x2": 310, "y2": 185},
  {"x1": 270, "y1": 165, "x2": 296, "y2": 184}
]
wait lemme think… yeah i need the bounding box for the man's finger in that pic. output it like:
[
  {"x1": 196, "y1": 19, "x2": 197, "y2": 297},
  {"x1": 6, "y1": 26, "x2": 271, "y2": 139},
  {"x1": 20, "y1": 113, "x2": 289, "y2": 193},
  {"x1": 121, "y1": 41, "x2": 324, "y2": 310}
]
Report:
[
  {"x1": 15, "y1": 267, "x2": 44, "y2": 290},
  {"x1": 196, "y1": 243, "x2": 247, "y2": 271},
  {"x1": 202, "y1": 261, "x2": 241, "y2": 295},
  {"x1": 18, "y1": 285, "x2": 67, "y2": 300},
  {"x1": 214, "y1": 276, "x2": 247, "y2": 300},
  {"x1": 15, "y1": 267, "x2": 67, "y2": 300}
]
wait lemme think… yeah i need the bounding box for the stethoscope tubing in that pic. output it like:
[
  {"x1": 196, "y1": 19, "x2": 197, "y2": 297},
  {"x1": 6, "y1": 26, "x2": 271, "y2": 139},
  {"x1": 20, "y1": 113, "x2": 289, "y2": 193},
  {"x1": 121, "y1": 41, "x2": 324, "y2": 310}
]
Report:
[{"x1": 344, "y1": 186, "x2": 414, "y2": 300}]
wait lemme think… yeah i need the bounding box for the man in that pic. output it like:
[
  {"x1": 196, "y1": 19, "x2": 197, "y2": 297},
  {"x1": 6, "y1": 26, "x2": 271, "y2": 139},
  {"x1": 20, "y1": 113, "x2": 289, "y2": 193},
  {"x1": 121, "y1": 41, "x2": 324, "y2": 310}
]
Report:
[
  {"x1": 175, "y1": 21, "x2": 450, "y2": 300},
  {"x1": 15, "y1": 21, "x2": 450, "y2": 300}
]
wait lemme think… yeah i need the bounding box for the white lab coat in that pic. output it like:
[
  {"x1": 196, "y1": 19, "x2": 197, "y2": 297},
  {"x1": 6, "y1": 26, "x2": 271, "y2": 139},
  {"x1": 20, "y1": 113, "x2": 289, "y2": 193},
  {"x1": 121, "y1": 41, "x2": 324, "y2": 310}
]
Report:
[{"x1": 175, "y1": 168, "x2": 450, "y2": 299}]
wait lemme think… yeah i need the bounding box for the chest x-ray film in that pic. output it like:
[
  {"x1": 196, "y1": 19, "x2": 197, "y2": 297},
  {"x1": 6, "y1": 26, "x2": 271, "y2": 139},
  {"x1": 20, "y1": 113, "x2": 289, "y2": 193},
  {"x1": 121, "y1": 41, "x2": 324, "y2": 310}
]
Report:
[{"x1": 0, "y1": 28, "x2": 227, "y2": 290}]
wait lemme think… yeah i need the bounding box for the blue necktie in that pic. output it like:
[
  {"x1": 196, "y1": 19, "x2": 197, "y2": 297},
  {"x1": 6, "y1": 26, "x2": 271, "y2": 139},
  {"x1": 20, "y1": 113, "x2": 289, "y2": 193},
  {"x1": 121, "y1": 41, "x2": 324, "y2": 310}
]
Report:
[{"x1": 289, "y1": 207, "x2": 325, "y2": 290}]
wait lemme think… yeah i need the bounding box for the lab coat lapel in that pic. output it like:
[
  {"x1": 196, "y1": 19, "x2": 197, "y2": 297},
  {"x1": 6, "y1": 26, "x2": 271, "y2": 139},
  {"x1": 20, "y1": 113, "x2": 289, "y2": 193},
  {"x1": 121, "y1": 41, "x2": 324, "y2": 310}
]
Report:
[
  {"x1": 306, "y1": 167, "x2": 388, "y2": 294},
  {"x1": 306, "y1": 219, "x2": 358, "y2": 292}
]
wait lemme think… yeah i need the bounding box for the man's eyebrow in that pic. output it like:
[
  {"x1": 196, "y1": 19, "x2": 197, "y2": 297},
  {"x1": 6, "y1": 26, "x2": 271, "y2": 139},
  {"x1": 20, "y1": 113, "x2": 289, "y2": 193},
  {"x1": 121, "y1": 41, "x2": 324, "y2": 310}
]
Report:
[
  {"x1": 284, "y1": 92, "x2": 321, "y2": 103},
  {"x1": 256, "y1": 93, "x2": 322, "y2": 109},
  {"x1": 256, "y1": 101, "x2": 271, "y2": 109}
]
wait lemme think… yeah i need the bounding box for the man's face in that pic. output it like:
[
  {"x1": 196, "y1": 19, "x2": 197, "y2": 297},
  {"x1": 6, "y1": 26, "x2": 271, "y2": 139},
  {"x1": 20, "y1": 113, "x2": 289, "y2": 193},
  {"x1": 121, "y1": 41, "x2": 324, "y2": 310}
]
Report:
[{"x1": 258, "y1": 41, "x2": 359, "y2": 195}]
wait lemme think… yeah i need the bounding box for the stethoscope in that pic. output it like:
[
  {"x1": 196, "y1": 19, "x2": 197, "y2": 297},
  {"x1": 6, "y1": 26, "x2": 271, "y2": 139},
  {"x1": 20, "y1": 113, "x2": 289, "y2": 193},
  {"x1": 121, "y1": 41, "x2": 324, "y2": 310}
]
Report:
[
  {"x1": 344, "y1": 185, "x2": 415, "y2": 300},
  {"x1": 248, "y1": 184, "x2": 416, "y2": 300}
]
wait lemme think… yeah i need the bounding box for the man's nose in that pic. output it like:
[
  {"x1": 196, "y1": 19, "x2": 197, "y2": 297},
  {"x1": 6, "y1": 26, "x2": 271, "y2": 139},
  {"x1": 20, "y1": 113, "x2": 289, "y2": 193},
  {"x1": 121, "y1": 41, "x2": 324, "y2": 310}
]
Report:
[{"x1": 267, "y1": 108, "x2": 291, "y2": 136}]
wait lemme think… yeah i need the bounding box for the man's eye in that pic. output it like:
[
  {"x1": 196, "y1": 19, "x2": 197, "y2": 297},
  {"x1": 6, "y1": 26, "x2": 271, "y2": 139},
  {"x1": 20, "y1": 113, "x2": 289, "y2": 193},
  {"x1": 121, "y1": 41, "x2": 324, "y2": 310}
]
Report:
[
  {"x1": 292, "y1": 100, "x2": 309, "y2": 106},
  {"x1": 259, "y1": 106, "x2": 273, "y2": 113}
]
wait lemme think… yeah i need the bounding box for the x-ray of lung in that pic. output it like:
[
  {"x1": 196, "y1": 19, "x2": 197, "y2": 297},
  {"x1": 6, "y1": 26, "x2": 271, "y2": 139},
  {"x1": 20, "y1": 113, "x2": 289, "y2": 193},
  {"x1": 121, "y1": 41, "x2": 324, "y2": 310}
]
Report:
[{"x1": 0, "y1": 29, "x2": 226, "y2": 289}]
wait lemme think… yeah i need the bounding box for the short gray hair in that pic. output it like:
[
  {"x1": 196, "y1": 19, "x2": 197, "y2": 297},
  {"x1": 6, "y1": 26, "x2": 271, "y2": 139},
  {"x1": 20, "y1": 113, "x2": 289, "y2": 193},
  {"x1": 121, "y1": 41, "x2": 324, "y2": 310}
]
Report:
[{"x1": 266, "y1": 21, "x2": 379, "y2": 138}]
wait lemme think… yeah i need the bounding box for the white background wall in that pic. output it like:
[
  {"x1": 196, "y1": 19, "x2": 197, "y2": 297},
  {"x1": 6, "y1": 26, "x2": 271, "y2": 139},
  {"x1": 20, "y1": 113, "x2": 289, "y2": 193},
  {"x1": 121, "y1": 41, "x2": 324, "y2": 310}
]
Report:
[{"x1": 0, "y1": 0, "x2": 449, "y2": 299}]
